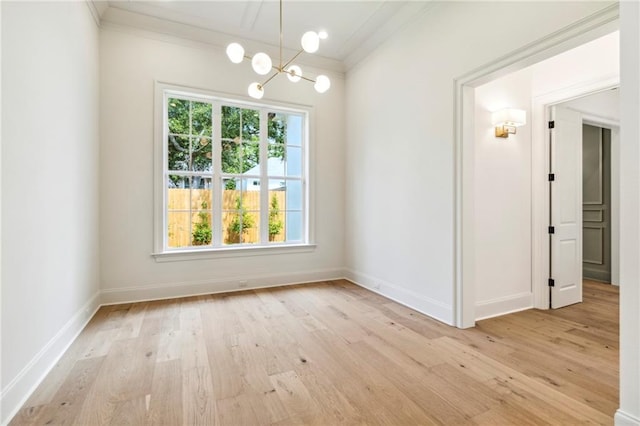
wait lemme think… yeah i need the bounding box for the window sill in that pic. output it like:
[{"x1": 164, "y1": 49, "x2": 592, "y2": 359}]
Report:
[{"x1": 151, "y1": 243, "x2": 316, "y2": 262}]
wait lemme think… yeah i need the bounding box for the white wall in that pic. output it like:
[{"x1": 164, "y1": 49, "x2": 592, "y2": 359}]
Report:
[
  {"x1": 1, "y1": 2, "x2": 101, "y2": 423},
  {"x1": 563, "y1": 88, "x2": 620, "y2": 122},
  {"x1": 617, "y1": 2, "x2": 640, "y2": 424},
  {"x1": 345, "y1": 1, "x2": 614, "y2": 325},
  {"x1": 99, "y1": 27, "x2": 345, "y2": 303},
  {"x1": 473, "y1": 71, "x2": 533, "y2": 320}
]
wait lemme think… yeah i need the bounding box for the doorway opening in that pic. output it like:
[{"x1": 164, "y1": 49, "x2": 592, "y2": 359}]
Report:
[
  {"x1": 559, "y1": 89, "x2": 620, "y2": 287},
  {"x1": 454, "y1": 6, "x2": 619, "y2": 328}
]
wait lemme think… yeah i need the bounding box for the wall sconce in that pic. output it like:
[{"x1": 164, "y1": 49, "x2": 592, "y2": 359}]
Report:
[{"x1": 492, "y1": 108, "x2": 526, "y2": 138}]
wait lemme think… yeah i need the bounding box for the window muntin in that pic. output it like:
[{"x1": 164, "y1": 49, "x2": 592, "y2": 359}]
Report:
[{"x1": 162, "y1": 90, "x2": 308, "y2": 252}]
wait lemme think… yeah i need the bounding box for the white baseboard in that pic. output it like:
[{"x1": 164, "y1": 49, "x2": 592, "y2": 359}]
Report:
[
  {"x1": 1, "y1": 292, "x2": 101, "y2": 426},
  {"x1": 475, "y1": 292, "x2": 533, "y2": 321},
  {"x1": 615, "y1": 409, "x2": 640, "y2": 426},
  {"x1": 344, "y1": 268, "x2": 454, "y2": 326},
  {"x1": 100, "y1": 268, "x2": 346, "y2": 305}
]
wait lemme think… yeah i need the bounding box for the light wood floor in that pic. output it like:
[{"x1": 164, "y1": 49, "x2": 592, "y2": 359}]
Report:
[{"x1": 11, "y1": 279, "x2": 618, "y2": 425}]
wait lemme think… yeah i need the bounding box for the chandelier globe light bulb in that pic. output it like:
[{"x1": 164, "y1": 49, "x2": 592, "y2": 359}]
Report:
[
  {"x1": 314, "y1": 75, "x2": 330, "y2": 93},
  {"x1": 251, "y1": 53, "x2": 273, "y2": 75},
  {"x1": 301, "y1": 31, "x2": 320, "y2": 53},
  {"x1": 226, "y1": 43, "x2": 245, "y2": 64},
  {"x1": 286, "y1": 65, "x2": 302, "y2": 82},
  {"x1": 248, "y1": 82, "x2": 264, "y2": 99}
]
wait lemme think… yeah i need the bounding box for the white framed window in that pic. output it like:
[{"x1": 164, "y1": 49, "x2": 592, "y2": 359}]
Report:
[{"x1": 153, "y1": 83, "x2": 312, "y2": 259}]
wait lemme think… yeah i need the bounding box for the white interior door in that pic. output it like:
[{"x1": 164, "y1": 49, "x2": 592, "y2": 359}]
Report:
[{"x1": 550, "y1": 105, "x2": 583, "y2": 308}]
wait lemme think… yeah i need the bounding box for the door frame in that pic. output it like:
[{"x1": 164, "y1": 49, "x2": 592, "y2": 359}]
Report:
[
  {"x1": 531, "y1": 81, "x2": 619, "y2": 310},
  {"x1": 453, "y1": 5, "x2": 619, "y2": 328}
]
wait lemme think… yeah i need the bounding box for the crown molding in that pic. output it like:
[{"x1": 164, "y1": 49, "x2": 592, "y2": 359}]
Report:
[
  {"x1": 85, "y1": 0, "x2": 108, "y2": 28},
  {"x1": 100, "y1": 6, "x2": 346, "y2": 74},
  {"x1": 342, "y1": 1, "x2": 436, "y2": 71}
]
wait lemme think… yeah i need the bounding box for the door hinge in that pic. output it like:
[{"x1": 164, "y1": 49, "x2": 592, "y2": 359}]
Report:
[
  {"x1": 548, "y1": 226, "x2": 555, "y2": 234},
  {"x1": 548, "y1": 278, "x2": 555, "y2": 287},
  {"x1": 548, "y1": 173, "x2": 555, "y2": 181},
  {"x1": 548, "y1": 121, "x2": 555, "y2": 129}
]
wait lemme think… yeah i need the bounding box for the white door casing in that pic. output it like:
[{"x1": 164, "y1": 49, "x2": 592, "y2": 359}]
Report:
[{"x1": 550, "y1": 105, "x2": 583, "y2": 308}]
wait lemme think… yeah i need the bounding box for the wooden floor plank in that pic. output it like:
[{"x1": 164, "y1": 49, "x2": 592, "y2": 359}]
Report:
[{"x1": 9, "y1": 280, "x2": 618, "y2": 425}]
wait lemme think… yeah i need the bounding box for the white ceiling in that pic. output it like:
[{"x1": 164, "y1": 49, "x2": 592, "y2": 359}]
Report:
[{"x1": 98, "y1": 1, "x2": 433, "y2": 71}]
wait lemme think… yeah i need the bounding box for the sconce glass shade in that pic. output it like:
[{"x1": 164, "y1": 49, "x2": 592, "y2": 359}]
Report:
[
  {"x1": 286, "y1": 65, "x2": 302, "y2": 82},
  {"x1": 251, "y1": 53, "x2": 273, "y2": 75},
  {"x1": 314, "y1": 75, "x2": 331, "y2": 93},
  {"x1": 492, "y1": 108, "x2": 526, "y2": 138},
  {"x1": 492, "y1": 108, "x2": 526, "y2": 127},
  {"x1": 301, "y1": 31, "x2": 320, "y2": 53},
  {"x1": 248, "y1": 82, "x2": 264, "y2": 99},
  {"x1": 226, "y1": 43, "x2": 245, "y2": 64}
]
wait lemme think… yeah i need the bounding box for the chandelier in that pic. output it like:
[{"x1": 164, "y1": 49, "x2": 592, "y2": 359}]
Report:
[{"x1": 225, "y1": 0, "x2": 331, "y2": 99}]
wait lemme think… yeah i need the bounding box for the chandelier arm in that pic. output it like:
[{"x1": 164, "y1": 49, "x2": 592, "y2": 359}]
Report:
[
  {"x1": 279, "y1": 0, "x2": 283, "y2": 71},
  {"x1": 297, "y1": 75, "x2": 316, "y2": 83},
  {"x1": 260, "y1": 71, "x2": 280, "y2": 89},
  {"x1": 282, "y1": 49, "x2": 305, "y2": 70}
]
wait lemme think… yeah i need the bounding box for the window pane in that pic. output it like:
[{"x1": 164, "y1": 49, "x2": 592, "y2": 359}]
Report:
[
  {"x1": 221, "y1": 106, "x2": 239, "y2": 139},
  {"x1": 268, "y1": 112, "x2": 286, "y2": 161},
  {"x1": 223, "y1": 211, "x2": 259, "y2": 245},
  {"x1": 221, "y1": 106, "x2": 260, "y2": 175},
  {"x1": 268, "y1": 178, "x2": 285, "y2": 192},
  {"x1": 285, "y1": 211, "x2": 302, "y2": 242},
  {"x1": 267, "y1": 156, "x2": 285, "y2": 176},
  {"x1": 286, "y1": 114, "x2": 303, "y2": 146},
  {"x1": 244, "y1": 211, "x2": 260, "y2": 244},
  {"x1": 222, "y1": 178, "x2": 259, "y2": 244},
  {"x1": 190, "y1": 177, "x2": 212, "y2": 210},
  {"x1": 241, "y1": 109, "x2": 260, "y2": 143},
  {"x1": 221, "y1": 139, "x2": 241, "y2": 174},
  {"x1": 168, "y1": 135, "x2": 189, "y2": 171},
  {"x1": 191, "y1": 210, "x2": 212, "y2": 246},
  {"x1": 192, "y1": 136, "x2": 212, "y2": 172},
  {"x1": 223, "y1": 212, "x2": 240, "y2": 244},
  {"x1": 168, "y1": 98, "x2": 189, "y2": 135},
  {"x1": 167, "y1": 175, "x2": 190, "y2": 210},
  {"x1": 268, "y1": 191, "x2": 285, "y2": 242},
  {"x1": 285, "y1": 180, "x2": 302, "y2": 211},
  {"x1": 191, "y1": 102, "x2": 212, "y2": 137},
  {"x1": 285, "y1": 146, "x2": 302, "y2": 177},
  {"x1": 242, "y1": 141, "x2": 260, "y2": 175},
  {"x1": 168, "y1": 211, "x2": 191, "y2": 248}
]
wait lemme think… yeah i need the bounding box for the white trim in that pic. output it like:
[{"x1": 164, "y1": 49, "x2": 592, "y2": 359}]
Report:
[
  {"x1": 475, "y1": 292, "x2": 533, "y2": 321},
  {"x1": 100, "y1": 268, "x2": 345, "y2": 305},
  {"x1": 154, "y1": 82, "x2": 313, "y2": 256},
  {"x1": 581, "y1": 112, "x2": 620, "y2": 129},
  {"x1": 100, "y1": 11, "x2": 345, "y2": 75},
  {"x1": 454, "y1": 4, "x2": 619, "y2": 329},
  {"x1": 0, "y1": 292, "x2": 101, "y2": 426},
  {"x1": 344, "y1": 268, "x2": 454, "y2": 326},
  {"x1": 343, "y1": 2, "x2": 436, "y2": 71},
  {"x1": 615, "y1": 410, "x2": 640, "y2": 426},
  {"x1": 152, "y1": 243, "x2": 316, "y2": 262},
  {"x1": 84, "y1": 0, "x2": 103, "y2": 28}
]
